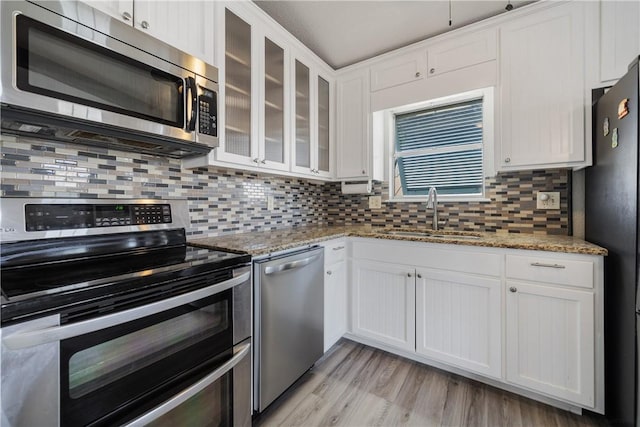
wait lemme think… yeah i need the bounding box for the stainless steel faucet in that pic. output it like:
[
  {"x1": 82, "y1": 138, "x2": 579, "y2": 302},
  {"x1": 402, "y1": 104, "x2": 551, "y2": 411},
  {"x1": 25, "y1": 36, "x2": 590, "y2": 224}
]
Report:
[{"x1": 426, "y1": 186, "x2": 438, "y2": 231}]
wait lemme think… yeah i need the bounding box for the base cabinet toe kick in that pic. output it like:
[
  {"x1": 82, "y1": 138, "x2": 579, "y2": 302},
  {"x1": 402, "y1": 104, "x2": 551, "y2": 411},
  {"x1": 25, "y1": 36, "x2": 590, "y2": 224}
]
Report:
[{"x1": 343, "y1": 238, "x2": 604, "y2": 414}]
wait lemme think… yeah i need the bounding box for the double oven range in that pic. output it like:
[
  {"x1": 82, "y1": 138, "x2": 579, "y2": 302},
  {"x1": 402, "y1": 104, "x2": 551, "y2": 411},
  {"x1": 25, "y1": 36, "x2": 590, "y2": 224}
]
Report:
[{"x1": 0, "y1": 198, "x2": 251, "y2": 427}]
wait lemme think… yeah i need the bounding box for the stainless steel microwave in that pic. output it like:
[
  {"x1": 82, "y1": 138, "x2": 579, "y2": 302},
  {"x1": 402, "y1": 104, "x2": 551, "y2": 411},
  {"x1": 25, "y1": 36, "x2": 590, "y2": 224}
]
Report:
[{"x1": 0, "y1": 1, "x2": 218, "y2": 158}]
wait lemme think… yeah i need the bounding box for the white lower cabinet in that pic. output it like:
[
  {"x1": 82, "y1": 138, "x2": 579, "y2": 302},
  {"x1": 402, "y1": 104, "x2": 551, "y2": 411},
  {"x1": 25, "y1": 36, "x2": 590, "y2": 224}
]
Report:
[
  {"x1": 322, "y1": 239, "x2": 348, "y2": 352},
  {"x1": 351, "y1": 259, "x2": 415, "y2": 352},
  {"x1": 346, "y1": 238, "x2": 603, "y2": 413},
  {"x1": 416, "y1": 269, "x2": 501, "y2": 378},
  {"x1": 505, "y1": 280, "x2": 595, "y2": 407},
  {"x1": 324, "y1": 259, "x2": 347, "y2": 352}
]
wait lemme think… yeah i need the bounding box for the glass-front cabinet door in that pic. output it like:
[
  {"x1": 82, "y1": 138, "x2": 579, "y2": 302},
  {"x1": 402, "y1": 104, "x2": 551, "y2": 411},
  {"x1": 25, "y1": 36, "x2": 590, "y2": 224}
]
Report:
[
  {"x1": 260, "y1": 35, "x2": 289, "y2": 172},
  {"x1": 217, "y1": 7, "x2": 257, "y2": 166},
  {"x1": 316, "y1": 74, "x2": 331, "y2": 176},
  {"x1": 292, "y1": 59, "x2": 312, "y2": 174}
]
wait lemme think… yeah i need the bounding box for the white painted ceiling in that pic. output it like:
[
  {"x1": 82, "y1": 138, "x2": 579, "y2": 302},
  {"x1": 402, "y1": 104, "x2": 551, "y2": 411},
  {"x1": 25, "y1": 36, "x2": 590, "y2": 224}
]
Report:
[{"x1": 254, "y1": 0, "x2": 533, "y2": 69}]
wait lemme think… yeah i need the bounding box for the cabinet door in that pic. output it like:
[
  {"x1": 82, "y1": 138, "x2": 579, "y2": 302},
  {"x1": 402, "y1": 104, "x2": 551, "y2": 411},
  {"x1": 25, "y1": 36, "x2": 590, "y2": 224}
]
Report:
[
  {"x1": 351, "y1": 260, "x2": 415, "y2": 352},
  {"x1": 499, "y1": 2, "x2": 585, "y2": 169},
  {"x1": 324, "y1": 260, "x2": 347, "y2": 352},
  {"x1": 260, "y1": 35, "x2": 289, "y2": 172},
  {"x1": 506, "y1": 281, "x2": 595, "y2": 407},
  {"x1": 427, "y1": 28, "x2": 497, "y2": 77},
  {"x1": 370, "y1": 51, "x2": 426, "y2": 92},
  {"x1": 291, "y1": 59, "x2": 312, "y2": 174},
  {"x1": 599, "y1": 0, "x2": 640, "y2": 83},
  {"x1": 82, "y1": 0, "x2": 133, "y2": 24},
  {"x1": 316, "y1": 74, "x2": 331, "y2": 177},
  {"x1": 133, "y1": 1, "x2": 215, "y2": 65},
  {"x1": 336, "y1": 69, "x2": 370, "y2": 179},
  {"x1": 416, "y1": 269, "x2": 501, "y2": 378},
  {"x1": 217, "y1": 8, "x2": 257, "y2": 166}
]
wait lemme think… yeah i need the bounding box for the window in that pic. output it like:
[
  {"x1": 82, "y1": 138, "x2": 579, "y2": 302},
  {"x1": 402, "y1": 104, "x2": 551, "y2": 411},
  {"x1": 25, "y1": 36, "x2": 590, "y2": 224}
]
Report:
[{"x1": 389, "y1": 88, "x2": 494, "y2": 201}]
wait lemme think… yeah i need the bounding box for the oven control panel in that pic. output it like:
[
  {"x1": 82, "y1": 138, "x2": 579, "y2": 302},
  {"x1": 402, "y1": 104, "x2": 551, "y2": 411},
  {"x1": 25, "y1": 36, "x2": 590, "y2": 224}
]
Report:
[{"x1": 25, "y1": 203, "x2": 172, "y2": 231}]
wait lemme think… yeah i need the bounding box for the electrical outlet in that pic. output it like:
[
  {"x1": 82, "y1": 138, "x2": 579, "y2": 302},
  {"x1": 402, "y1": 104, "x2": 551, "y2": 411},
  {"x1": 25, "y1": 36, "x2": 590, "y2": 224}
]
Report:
[
  {"x1": 267, "y1": 195, "x2": 275, "y2": 211},
  {"x1": 369, "y1": 196, "x2": 382, "y2": 209},
  {"x1": 536, "y1": 192, "x2": 560, "y2": 210}
]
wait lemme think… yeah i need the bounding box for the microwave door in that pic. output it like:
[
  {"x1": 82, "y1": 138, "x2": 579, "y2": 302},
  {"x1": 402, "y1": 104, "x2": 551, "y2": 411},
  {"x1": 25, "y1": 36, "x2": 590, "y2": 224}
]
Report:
[{"x1": 3, "y1": 3, "x2": 196, "y2": 144}]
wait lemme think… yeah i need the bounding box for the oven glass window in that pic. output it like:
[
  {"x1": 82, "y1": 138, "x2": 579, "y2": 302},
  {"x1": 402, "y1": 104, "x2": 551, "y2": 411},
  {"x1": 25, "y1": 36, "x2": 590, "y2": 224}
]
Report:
[
  {"x1": 68, "y1": 302, "x2": 228, "y2": 398},
  {"x1": 60, "y1": 289, "x2": 234, "y2": 427},
  {"x1": 15, "y1": 15, "x2": 184, "y2": 128}
]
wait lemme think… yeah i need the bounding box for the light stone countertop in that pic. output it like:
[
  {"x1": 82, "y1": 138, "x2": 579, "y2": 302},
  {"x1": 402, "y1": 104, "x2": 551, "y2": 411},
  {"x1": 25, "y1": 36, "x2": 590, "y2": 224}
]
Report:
[{"x1": 189, "y1": 224, "x2": 608, "y2": 257}]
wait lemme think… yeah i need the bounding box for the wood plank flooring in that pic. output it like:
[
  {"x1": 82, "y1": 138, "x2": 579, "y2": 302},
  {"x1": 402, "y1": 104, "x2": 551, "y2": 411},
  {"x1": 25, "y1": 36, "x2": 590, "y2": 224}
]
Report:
[{"x1": 254, "y1": 339, "x2": 608, "y2": 427}]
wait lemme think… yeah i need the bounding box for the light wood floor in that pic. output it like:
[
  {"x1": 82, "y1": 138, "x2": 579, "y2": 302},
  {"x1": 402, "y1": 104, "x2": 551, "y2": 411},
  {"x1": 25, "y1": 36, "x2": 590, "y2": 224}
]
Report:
[{"x1": 254, "y1": 339, "x2": 608, "y2": 427}]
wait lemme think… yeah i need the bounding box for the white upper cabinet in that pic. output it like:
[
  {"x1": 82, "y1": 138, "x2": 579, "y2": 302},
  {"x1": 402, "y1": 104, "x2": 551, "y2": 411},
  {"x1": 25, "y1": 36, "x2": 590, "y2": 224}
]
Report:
[
  {"x1": 370, "y1": 51, "x2": 427, "y2": 92},
  {"x1": 336, "y1": 68, "x2": 371, "y2": 180},
  {"x1": 599, "y1": 0, "x2": 640, "y2": 83},
  {"x1": 291, "y1": 56, "x2": 334, "y2": 178},
  {"x1": 83, "y1": 1, "x2": 215, "y2": 65},
  {"x1": 426, "y1": 28, "x2": 497, "y2": 77},
  {"x1": 498, "y1": 2, "x2": 587, "y2": 170}
]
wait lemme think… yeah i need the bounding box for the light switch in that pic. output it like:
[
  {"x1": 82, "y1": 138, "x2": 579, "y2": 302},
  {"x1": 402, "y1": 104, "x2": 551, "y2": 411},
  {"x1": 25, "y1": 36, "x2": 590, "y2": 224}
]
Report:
[
  {"x1": 536, "y1": 192, "x2": 560, "y2": 210},
  {"x1": 369, "y1": 196, "x2": 382, "y2": 209}
]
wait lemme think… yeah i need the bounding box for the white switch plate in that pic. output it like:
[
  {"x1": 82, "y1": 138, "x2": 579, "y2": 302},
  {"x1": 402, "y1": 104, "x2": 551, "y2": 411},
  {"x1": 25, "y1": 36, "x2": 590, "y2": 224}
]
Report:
[
  {"x1": 267, "y1": 195, "x2": 275, "y2": 211},
  {"x1": 369, "y1": 196, "x2": 382, "y2": 209},
  {"x1": 536, "y1": 191, "x2": 560, "y2": 209}
]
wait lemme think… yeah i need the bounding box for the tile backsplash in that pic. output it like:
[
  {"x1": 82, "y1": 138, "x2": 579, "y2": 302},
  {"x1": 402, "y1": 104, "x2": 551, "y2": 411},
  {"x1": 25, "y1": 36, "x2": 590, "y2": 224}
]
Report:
[{"x1": 1, "y1": 136, "x2": 570, "y2": 236}]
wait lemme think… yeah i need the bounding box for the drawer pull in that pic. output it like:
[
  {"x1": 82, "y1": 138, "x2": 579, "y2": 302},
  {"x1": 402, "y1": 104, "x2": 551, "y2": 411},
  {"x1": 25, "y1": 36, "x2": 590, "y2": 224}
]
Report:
[
  {"x1": 407, "y1": 273, "x2": 412, "y2": 277},
  {"x1": 332, "y1": 246, "x2": 345, "y2": 251},
  {"x1": 326, "y1": 270, "x2": 332, "y2": 275},
  {"x1": 530, "y1": 262, "x2": 566, "y2": 269},
  {"x1": 509, "y1": 287, "x2": 517, "y2": 293}
]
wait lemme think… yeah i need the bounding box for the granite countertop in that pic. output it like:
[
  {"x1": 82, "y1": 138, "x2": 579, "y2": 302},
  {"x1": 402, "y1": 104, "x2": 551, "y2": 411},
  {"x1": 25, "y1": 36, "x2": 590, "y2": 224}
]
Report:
[{"x1": 189, "y1": 224, "x2": 608, "y2": 257}]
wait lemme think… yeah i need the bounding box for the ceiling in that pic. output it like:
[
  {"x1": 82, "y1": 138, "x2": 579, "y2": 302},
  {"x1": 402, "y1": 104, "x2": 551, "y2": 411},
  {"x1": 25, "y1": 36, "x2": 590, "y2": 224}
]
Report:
[{"x1": 254, "y1": 1, "x2": 533, "y2": 69}]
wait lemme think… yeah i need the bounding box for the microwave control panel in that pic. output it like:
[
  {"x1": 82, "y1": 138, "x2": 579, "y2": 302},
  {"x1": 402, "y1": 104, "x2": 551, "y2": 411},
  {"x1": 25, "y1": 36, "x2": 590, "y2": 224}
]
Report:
[
  {"x1": 198, "y1": 88, "x2": 217, "y2": 137},
  {"x1": 25, "y1": 203, "x2": 172, "y2": 231}
]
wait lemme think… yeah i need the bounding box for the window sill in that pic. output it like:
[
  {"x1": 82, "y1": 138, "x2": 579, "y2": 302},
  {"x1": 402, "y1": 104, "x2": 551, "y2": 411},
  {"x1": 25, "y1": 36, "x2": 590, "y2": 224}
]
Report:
[{"x1": 386, "y1": 196, "x2": 492, "y2": 203}]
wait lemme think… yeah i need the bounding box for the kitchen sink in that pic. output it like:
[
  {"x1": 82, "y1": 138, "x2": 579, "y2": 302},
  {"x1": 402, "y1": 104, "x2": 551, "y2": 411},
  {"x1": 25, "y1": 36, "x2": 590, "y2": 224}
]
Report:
[{"x1": 377, "y1": 229, "x2": 482, "y2": 240}]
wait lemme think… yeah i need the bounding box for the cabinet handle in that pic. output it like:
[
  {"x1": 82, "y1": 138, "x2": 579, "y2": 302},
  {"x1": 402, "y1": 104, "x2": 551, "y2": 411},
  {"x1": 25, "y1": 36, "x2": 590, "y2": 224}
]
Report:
[
  {"x1": 141, "y1": 20, "x2": 150, "y2": 29},
  {"x1": 327, "y1": 270, "x2": 332, "y2": 275},
  {"x1": 509, "y1": 287, "x2": 517, "y2": 293},
  {"x1": 530, "y1": 262, "x2": 566, "y2": 269},
  {"x1": 122, "y1": 11, "x2": 132, "y2": 21},
  {"x1": 407, "y1": 273, "x2": 412, "y2": 277},
  {"x1": 332, "y1": 246, "x2": 345, "y2": 251},
  {"x1": 260, "y1": 159, "x2": 266, "y2": 164},
  {"x1": 504, "y1": 157, "x2": 511, "y2": 163},
  {"x1": 253, "y1": 158, "x2": 260, "y2": 164},
  {"x1": 362, "y1": 170, "x2": 366, "y2": 175},
  {"x1": 416, "y1": 273, "x2": 422, "y2": 278},
  {"x1": 415, "y1": 71, "x2": 421, "y2": 78},
  {"x1": 430, "y1": 68, "x2": 435, "y2": 74}
]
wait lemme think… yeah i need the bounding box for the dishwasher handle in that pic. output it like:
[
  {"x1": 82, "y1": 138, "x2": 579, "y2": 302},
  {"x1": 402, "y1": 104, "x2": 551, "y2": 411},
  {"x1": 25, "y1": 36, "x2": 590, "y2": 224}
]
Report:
[{"x1": 263, "y1": 253, "x2": 321, "y2": 275}]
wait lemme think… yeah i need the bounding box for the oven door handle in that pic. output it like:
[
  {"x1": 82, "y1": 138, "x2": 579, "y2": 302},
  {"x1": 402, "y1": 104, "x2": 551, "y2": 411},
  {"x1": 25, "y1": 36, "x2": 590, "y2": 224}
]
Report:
[
  {"x1": 124, "y1": 341, "x2": 251, "y2": 427},
  {"x1": 2, "y1": 270, "x2": 250, "y2": 350}
]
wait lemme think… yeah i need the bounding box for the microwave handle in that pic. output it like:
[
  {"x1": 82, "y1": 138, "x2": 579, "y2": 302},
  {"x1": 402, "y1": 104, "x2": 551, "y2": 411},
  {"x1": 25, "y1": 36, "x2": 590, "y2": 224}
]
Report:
[
  {"x1": 186, "y1": 76, "x2": 198, "y2": 131},
  {"x1": 2, "y1": 270, "x2": 251, "y2": 350}
]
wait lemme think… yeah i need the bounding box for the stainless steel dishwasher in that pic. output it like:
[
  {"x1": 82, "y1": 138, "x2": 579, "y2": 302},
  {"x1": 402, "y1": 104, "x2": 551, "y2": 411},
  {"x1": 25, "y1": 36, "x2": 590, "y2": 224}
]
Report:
[{"x1": 253, "y1": 246, "x2": 324, "y2": 413}]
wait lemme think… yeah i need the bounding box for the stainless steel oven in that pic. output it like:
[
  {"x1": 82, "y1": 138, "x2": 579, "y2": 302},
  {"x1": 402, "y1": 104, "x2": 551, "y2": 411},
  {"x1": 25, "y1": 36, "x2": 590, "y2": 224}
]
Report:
[
  {"x1": 0, "y1": 198, "x2": 252, "y2": 427},
  {"x1": 0, "y1": 1, "x2": 218, "y2": 158}
]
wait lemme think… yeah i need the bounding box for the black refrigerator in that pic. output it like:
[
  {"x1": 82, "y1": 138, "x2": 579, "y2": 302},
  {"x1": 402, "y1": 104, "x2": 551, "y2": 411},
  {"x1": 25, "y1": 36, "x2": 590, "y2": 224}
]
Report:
[{"x1": 585, "y1": 56, "x2": 640, "y2": 427}]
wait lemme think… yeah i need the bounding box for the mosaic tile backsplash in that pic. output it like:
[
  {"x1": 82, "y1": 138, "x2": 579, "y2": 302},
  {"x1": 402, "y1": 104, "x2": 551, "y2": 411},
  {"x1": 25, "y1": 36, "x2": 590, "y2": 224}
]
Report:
[{"x1": 1, "y1": 136, "x2": 569, "y2": 237}]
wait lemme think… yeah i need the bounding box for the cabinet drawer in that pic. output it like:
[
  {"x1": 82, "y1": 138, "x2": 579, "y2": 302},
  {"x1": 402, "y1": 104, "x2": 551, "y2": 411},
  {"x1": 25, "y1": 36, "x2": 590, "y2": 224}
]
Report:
[
  {"x1": 506, "y1": 255, "x2": 594, "y2": 288},
  {"x1": 322, "y1": 239, "x2": 347, "y2": 265}
]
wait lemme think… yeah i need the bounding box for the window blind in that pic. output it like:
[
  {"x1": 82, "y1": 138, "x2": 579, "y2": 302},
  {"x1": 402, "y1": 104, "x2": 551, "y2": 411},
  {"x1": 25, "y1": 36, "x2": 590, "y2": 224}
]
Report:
[{"x1": 395, "y1": 98, "x2": 484, "y2": 196}]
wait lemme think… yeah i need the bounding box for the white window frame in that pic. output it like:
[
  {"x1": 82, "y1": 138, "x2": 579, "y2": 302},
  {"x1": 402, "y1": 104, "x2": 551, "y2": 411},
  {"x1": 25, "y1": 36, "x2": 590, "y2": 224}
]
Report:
[{"x1": 386, "y1": 87, "x2": 495, "y2": 203}]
